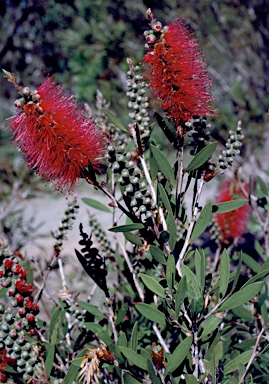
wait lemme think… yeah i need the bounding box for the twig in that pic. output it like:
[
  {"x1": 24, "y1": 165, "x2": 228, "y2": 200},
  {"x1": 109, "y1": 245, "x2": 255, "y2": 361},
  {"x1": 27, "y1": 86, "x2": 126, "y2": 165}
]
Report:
[
  {"x1": 107, "y1": 299, "x2": 118, "y2": 343},
  {"x1": 238, "y1": 324, "x2": 267, "y2": 384},
  {"x1": 192, "y1": 330, "x2": 199, "y2": 378},
  {"x1": 176, "y1": 174, "x2": 205, "y2": 276},
  {"x1": 117, "y1": 233, "x2": 145, "y2": 302},
  {"x1": 58, "y1": 258, "x2": 72, "y2": 348},
  {"x1": 152, "y1": 323, "x2": 170, "y2": 354}
]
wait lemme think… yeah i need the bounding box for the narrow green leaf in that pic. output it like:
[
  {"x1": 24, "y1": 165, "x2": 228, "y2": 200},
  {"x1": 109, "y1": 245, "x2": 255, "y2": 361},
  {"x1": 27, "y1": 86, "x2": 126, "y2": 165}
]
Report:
[
  {"x1": 166, "y1": 212, "x2": 177, "y2": 249},
  {"x1": 108, "y1": 223, "x2": 144, "y2": 232},
  {"x1": 151, "y1": 144, "x2": 176, "y2": 186},
  {"x1": 0, "y1": 288, "x2": 7, "y2": 298},
  {"x1": 219, "y1": 250, "x2": 230, "y2": 297},
  {"x1": 82, "y1": 197, "x2": 112, "y2": 213},
  {"x1": 102, "y1": 108, "x2": 128, "y2": 132},
  {"x1": 70, "y1": 357, "x2": 84, "y2": 367},
  {"x1": 224, "y1": 350, "x2": 253, "y2": 375},
  {"x1": 256, "y1": 175, "x2": 268, "y2": 196},
  {"x1": 136, "y1": 303, "x2": 166, "y2": 325},
  {"x1": 242, "y1": 252, "x2": 261, "y2": 274},
  {"x1": 166, "y1": 336, "x2": 193, "y2": 373},
  {"x1": 124, "y1": 232, "x2": 143, "y2": 246},
  {"x1": 64, "y1": 363, "x2": 80, "y2": 384},
  {"x1": 158, "y1": 183, "x2": 173, "y2": 215},
  {"x1": 45, "y1": 345, "x2": 55, "y2": 377},
  {"x1": 123, "y1": 373, "x2": 143, "y2": 384},
  {"x1": 175, "y1": 276, "x2": 187, "y2": 315},
  {"x1": 190, "y1": 202, "x2": 212, "y2": 242},
  {"x1": 166, "y1": 254, "x2": 176, "y2": 294},
  {"x1": 150, "y1": 246, "x2": 167, "y2": 264},
  {"x1": 116, "y1": 303, "x2": 128, "y2": 326},
  {"x1": 83, "y1": 323, "x2": 104, "y2": 333},
  {"x1": 119, "y1": 347, "x2": 148, "y2": 370},
  {"x1": 148, "y1": 360, "x2": 162, "y2": 384},
  {"x1": 200, "y1": 316, "x2": 222, "y2": 339},
  {"x1": 212, "y1": 199, "x2": 249, "y2": 214},
  {"x1": 185, "y1": 375, "x2": 198, "y2": 384},
  {"x1": 241, "y1": 269, "x2": 269, "y2": 289},
  {"x1": 77, "y1": 300, "x2": 103, "y2": 317},
  {"x1": 130, "y1": 321, "x2": 138, "y2": 351},
  {"x1": 51, "y1": 328, "x2": 58, "y2": 345},
  {"x1": 255, "y1": 240, "x2": 266, "y2": 262},
  {"x1": 213, "y1": 341, "x2": 223, "y2": 363},
  {"x1": 182, "y1": 265, "x2": 201, "y2": 299},
  {"x1": 218, "y1": 282, "x2": 263, "y2": 311},
  {"x1": 231, "y1": 253, "x2": 243, "y2": 293},
  {"x1": 186, "y1": 142, "x2": 217, "y2": 172},
  {"x1": 195, "y1": 249, "x2": 205, "y2": 291},
  {"x1": 149, "y1": 151, "x2": 159, "y2": 182},
  {"x1": 117, "y1": 332, "x2": 128, "y2": 348},
  {"x1": 49, "y1": 307, "x2": 60, "y2": 334},
  {"x1": 140, "y1": 273, "x2": 166, "y2": 298}
]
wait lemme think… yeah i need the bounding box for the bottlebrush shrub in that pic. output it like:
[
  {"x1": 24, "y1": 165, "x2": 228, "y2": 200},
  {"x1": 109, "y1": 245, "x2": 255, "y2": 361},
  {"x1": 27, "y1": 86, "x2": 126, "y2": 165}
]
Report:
[{"x1": 2, "y1": 8, "x2": 269, "y2": 384}]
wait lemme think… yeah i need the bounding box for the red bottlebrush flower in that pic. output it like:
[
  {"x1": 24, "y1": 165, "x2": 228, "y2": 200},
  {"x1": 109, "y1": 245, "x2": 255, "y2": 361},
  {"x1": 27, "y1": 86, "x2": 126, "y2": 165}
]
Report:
[
  {"x1": 143, "y1": 19, "x2": 214, "y2": 126},
  {"x1": 9, "y1": 77, "x2": 106, "y2": 193},
  {"x1": 215, "y1": 179, "x2": 250, "y2": 243}
]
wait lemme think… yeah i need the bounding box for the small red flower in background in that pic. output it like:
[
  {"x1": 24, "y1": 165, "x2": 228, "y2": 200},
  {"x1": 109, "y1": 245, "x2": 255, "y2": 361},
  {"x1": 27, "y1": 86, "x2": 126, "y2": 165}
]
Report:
[
  {"x1": 8, "y1": 76, "x2": 106, "y2": 193},
  {"x1": 215, "y1": 179, "x2": 250, "y2": 243},
  {"x1": 143, "y1": 19, "x2": 215, "y2": 126}
]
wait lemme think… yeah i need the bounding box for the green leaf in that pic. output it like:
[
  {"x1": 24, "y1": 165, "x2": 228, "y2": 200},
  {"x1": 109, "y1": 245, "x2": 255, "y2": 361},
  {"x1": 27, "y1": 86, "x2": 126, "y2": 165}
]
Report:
[
  {"x1": 241, "y1": 269, "x2": 269, "y2": 289},
  {"x1": 149, "y1": 151, "x2": 159, "y2": 182},
  {"x1": 166, "y1": 336, "x2": 193, "y2": 373},
  {"x1": 186, "y1": 142, "x2": 217, "y2": 172},
  {"x1": 212, "y1": 199, "x2": 249, "y2": 214},
  {"x1": 130, "y1": 321, "x2": 138, "y2": 351},
  {"x1": 82, "y1": 197, "x2": 112, "y2": 213},
  {"x1": 195, "y1": 249, "x2": 205, "y2": 291},
  {"x1": 117, "y1": 332, "x2": 127, "y2": 348},
  {"x1": 108, "y1": 223, "x2": 144, "y2": 232},
  {"x1": 148, "y1": 360, "x2": 162, "y2": 384},
  {"x1": 166, "y1": 254, "x2": 176, "y2": 294},
  {"x1": 119, "y1": 347, "x2": 148, "y2": 370},
  {"x1": 45, "y1": 344, "x2": 55, "y2": 377},
  {"x1": 49, "y1": 307, "x2": 60, "y2": 334},
  {"x1": 102, "y1": 108, "x2": 128, "y2": 132},
  {"x1": 77, "y1": 300, "x2": 103, "y2": 317},
  {"x1": 231, "y1": 253, "x2": 243, "y2": 293},
  {"x1": 224, "y1": 350, "x2": 253, "y2": 375},
  {"x1": 0, "y1": 287, "x2": 7, "y2": 298},
  {"x1": 140, "y1": 274, "x2": 166, "y2": 298},
  {"x1": 182, "y1": 265, "x2": 201, "y2": 300},
  {"x1": 200, "y1": 316, "x2": 222, "y2": 339},
  {"x1": 70, "y1": 357, "x2": 84, "y2": 367},
  {"x1": 158, "y1": 183, "x2": 173, "y2": 215},
  {"x1": 124, "y1": 232, "x2": 143, "y2": 246},
  {"x1": 185, "y1": 375, "x2": 198, "y2": 384},
  {"x1": 242, "y1": 252, "x2": 261, "y2": 274},
  {"x1": 219, "y1": 250, "x2": 230, "y2": 297},
  {"x1": 123, "y1": 373, "x2": 143, "y2": 384},
  {"x1": 256, "y1": 175, "x2": 268, "y2": 197},
  {"x1": 175, "y1": 276, "x2": 187, "y2": 315},
  {"x1": 64, "y1": 363, "x2": 80, "y2": 384},
  {"x1": 166, "y1": 212, "x2": 177, "y2": 249},
  {"x1": 218, "y1": 282, "x2": 263, "y2": 311},
  {"x1": 190, "y1": 203, "x2": 212, "y2": 242},
  {"x1": 150, "y1": 246, "x2": 167, "y2": 264},
  {"x1": 116, "y1": 303, "x2": 128, "y2": 326},
  {"x1": 136, "y1": 303, "x2": 166, "y2": 325},
  {"x1": 151, "y1": 144, "x2": 176, "y2": 186}
]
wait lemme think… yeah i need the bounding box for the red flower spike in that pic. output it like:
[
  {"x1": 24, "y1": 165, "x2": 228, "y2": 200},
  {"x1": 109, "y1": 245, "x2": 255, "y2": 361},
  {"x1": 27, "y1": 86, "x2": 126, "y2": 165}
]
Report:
[
  {"x1": 20, "y1": 269, "x2": 27, "y2": 279},
  {"x1": 143, "y1": 19, "x2": 215, "y2": 126},
  {"x1": 9, "y1": 77, "x2": 106, "y2": 193},
  {"x1": 15, "y1": 279, "x2": 33, "y2": 294},
  {"x1": 24, "y1": 298, "x2": 33, "y2": 310},
  {"x1": 215, "y1": 179, "x2": 250, "y2": 243},
  {"x1": 26, "y1": 314, "x2": 35, "y2": 323}
]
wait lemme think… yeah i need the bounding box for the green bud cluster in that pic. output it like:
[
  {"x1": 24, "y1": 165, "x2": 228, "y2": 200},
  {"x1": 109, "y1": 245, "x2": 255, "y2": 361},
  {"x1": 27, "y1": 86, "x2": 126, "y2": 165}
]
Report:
[
  {"x1": 126, "y1": 63, "x2": 151, "y2": 141},
  {"x1": 219, "y1": 122, "x2": 244, "y2": 172},
  {"x1": 52, "y1": 199, "x2": 79, "y2": 250},
  {"x1": 186, "y1": 117, "x2": 211, "y2": 156},
  {"x1": 88, "y1": 215, "x2": 113, "y2": 258}
]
